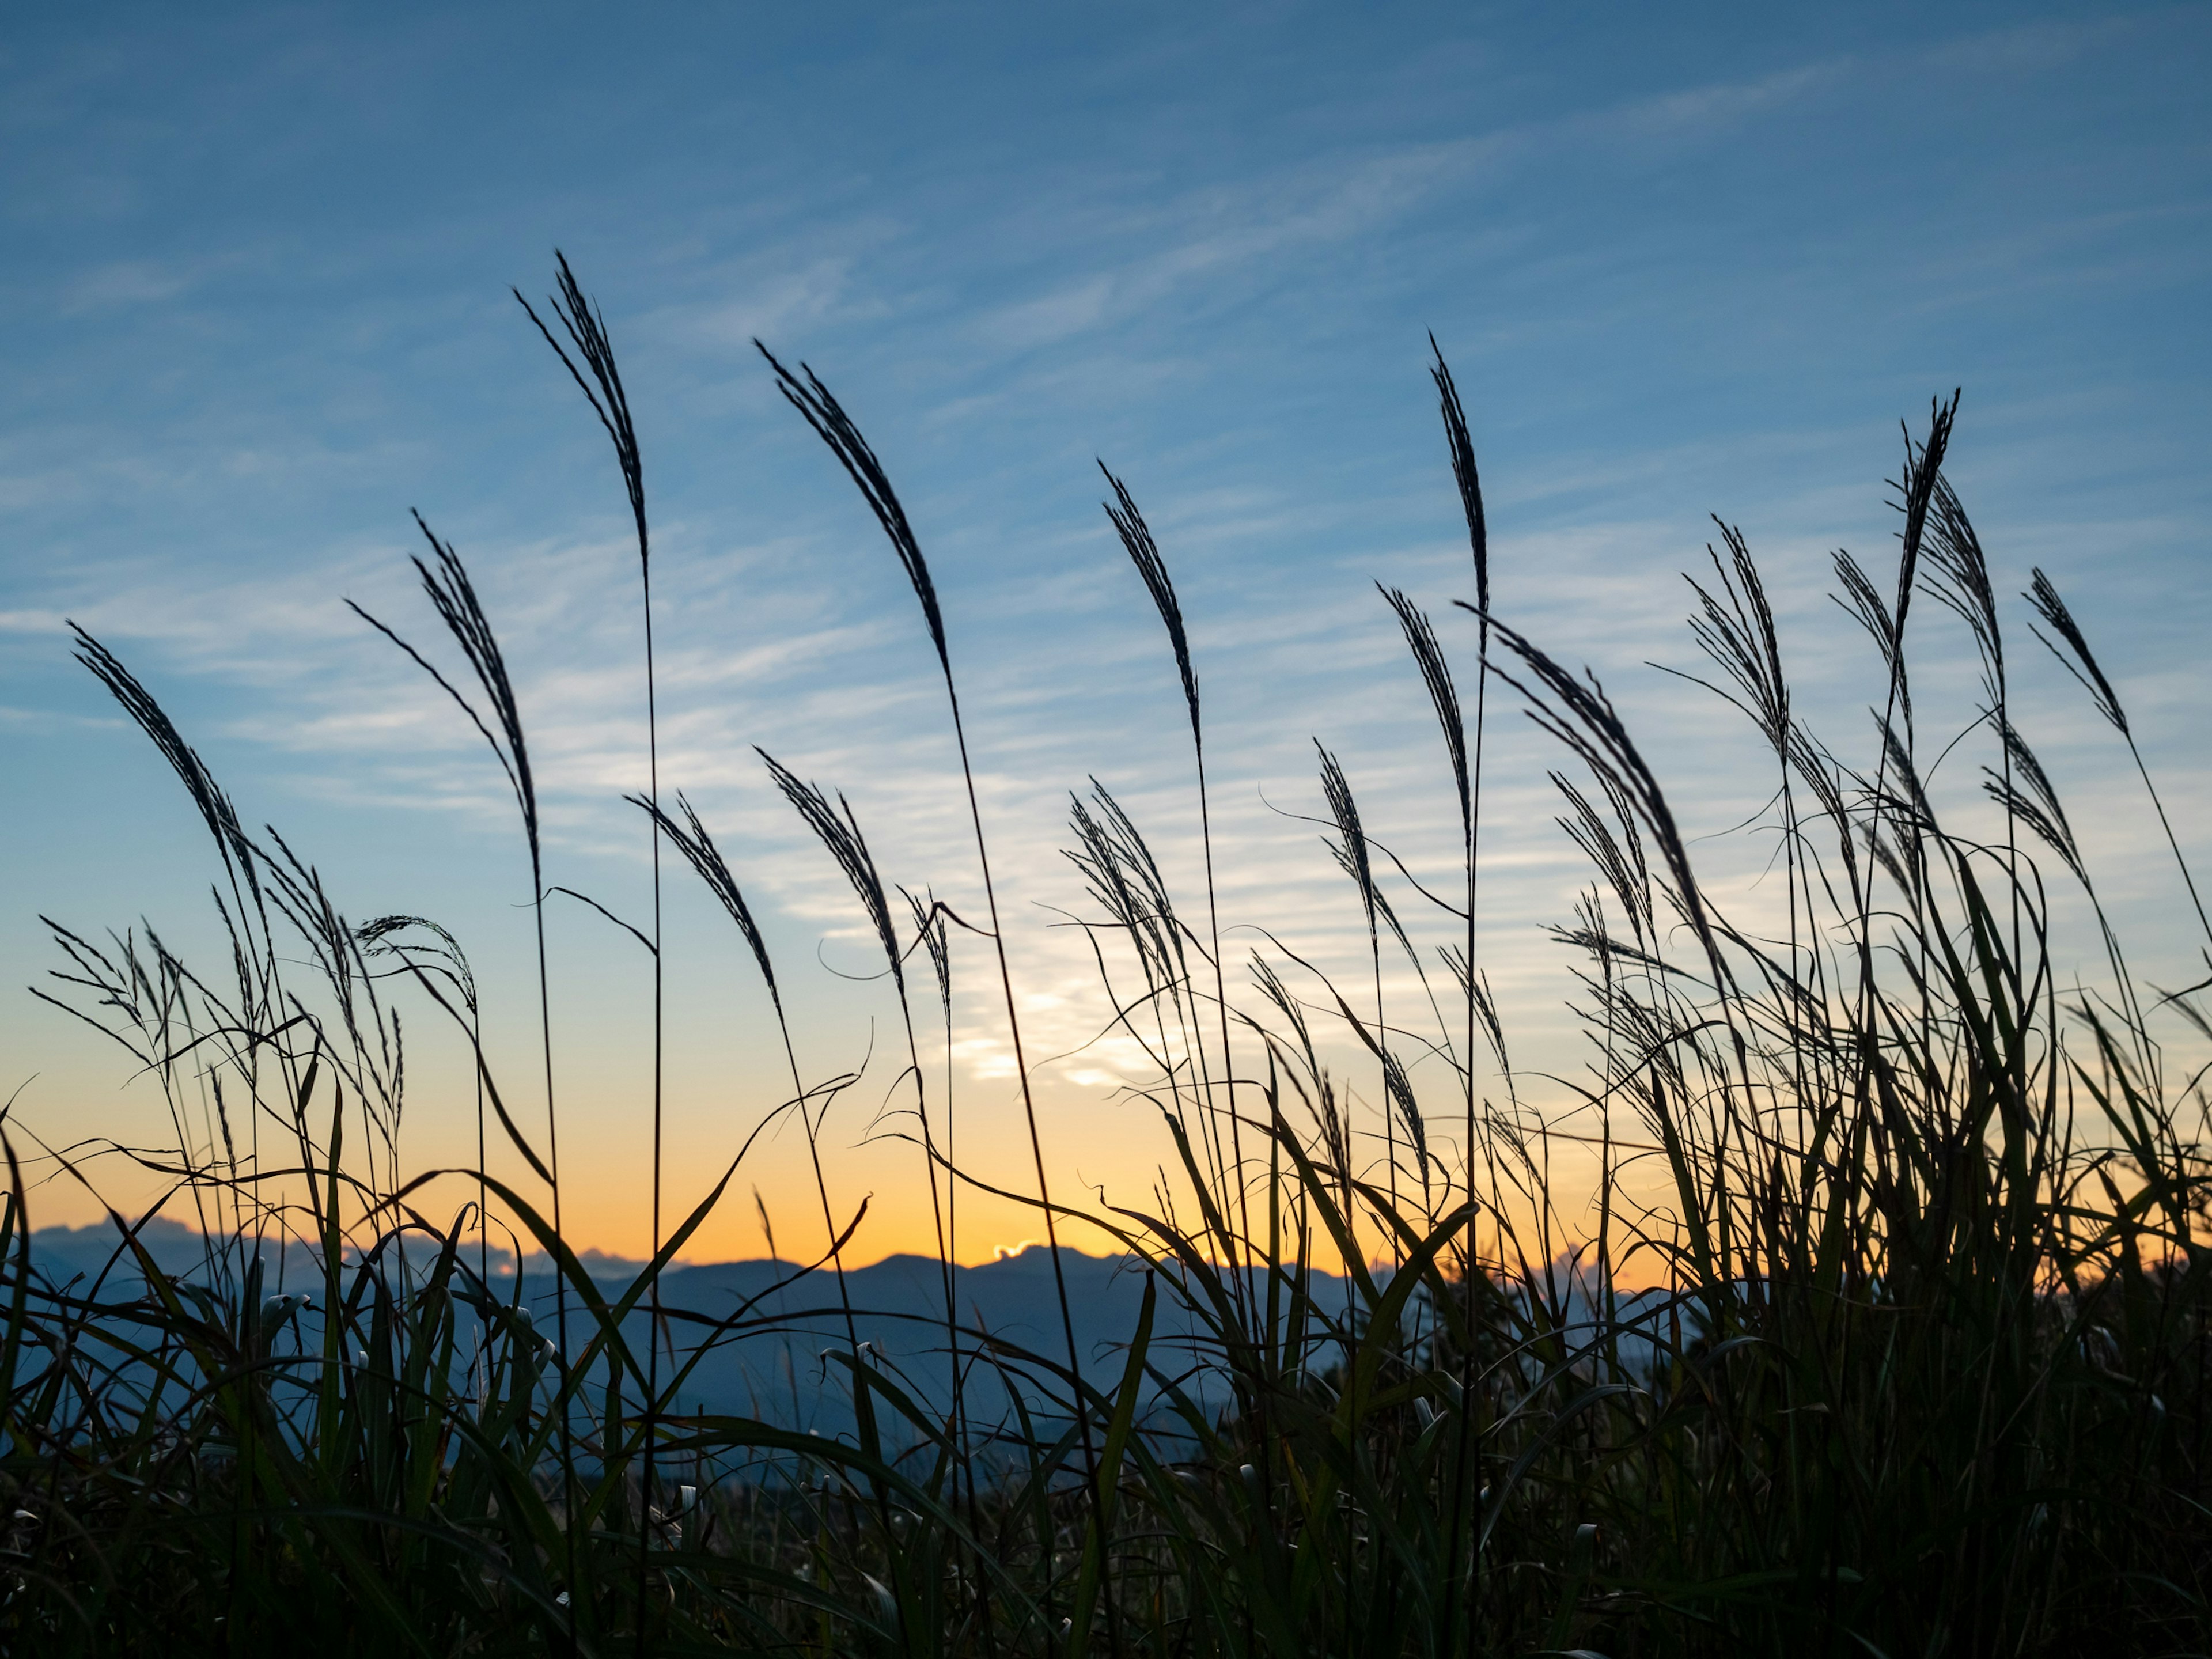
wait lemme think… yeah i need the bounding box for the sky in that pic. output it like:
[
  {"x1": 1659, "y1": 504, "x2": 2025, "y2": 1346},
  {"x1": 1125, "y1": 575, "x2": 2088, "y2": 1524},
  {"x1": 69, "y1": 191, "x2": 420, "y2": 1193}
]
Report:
[{"x1": 3, "y1": 2, "x2": 2209, "y2": 1266}]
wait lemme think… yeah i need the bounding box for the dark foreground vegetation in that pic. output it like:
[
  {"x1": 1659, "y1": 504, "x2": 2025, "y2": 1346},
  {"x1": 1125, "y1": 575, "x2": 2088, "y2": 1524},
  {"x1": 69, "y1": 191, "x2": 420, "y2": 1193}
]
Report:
[{"x1": 3, "y1": 259, "x2": 2207, "y2": 1654}]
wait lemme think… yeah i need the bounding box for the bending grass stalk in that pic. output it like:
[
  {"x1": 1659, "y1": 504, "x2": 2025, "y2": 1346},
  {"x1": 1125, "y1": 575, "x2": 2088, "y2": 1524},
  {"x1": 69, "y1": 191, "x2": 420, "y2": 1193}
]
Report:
[
  {"x1": 637, "y1": 792, "x2": 863, "y2": 1365},
  {"x1": 1100, "y1": 467, "x2": 1255, "y2": 1338},
  {"x1": 1314, "y1": 741, "x2": 1404, "y2": 1257},
  {"x1": 2025, "y1": 567, "x2": 2212, "y2": 955},
  {"x1": 900, "y1": 880, "x2": 986, "y2": 1550},
  {"x1": 513, "y1": 252, "x2": 667, "y2": 1647},
  {"x1": 1430, "y1": 335, "x2": 1491, "y2": 1659},
  {"x1": 756, "y1": 756, "x2": 963, "y2": 1456},
  {"x1": 343, "y1": 516, "x2": 581, "y2": 1643},
  {"x1": 757, "y1": 342, "x2": 1111, "y2": 1651}
]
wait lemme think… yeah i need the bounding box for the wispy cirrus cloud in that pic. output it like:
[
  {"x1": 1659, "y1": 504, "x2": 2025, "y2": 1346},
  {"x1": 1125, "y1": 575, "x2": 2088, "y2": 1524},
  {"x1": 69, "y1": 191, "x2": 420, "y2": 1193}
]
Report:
[{"x1": 5, "y1": 2, "x2": 2207, "y2": 1251}]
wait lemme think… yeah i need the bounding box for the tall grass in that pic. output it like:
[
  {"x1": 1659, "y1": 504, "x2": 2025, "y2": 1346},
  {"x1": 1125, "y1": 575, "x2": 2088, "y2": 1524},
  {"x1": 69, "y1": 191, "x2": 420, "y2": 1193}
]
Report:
[{"x1": 2, "y1": 264, "x2": 2207, "y2": 1656}]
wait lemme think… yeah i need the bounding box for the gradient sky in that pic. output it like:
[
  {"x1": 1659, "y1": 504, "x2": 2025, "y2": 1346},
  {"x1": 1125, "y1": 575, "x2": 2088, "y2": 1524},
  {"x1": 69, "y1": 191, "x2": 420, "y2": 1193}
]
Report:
[{"x1": 4, "y1": 3, "x2": 2209, "y2": 1264}]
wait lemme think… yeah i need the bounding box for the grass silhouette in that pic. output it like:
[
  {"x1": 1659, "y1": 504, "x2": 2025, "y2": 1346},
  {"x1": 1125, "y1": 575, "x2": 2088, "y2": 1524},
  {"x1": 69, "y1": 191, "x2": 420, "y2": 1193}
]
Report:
[{"x1": 3, "y1": 262, "x2": 2208, "y2": 1656}]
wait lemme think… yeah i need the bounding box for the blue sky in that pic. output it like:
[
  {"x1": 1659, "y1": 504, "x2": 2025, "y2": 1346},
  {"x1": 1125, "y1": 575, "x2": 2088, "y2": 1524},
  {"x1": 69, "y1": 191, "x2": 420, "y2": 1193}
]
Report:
[{"x1": 3, "y1": 3, "x2": 2209, "y2": 1260}]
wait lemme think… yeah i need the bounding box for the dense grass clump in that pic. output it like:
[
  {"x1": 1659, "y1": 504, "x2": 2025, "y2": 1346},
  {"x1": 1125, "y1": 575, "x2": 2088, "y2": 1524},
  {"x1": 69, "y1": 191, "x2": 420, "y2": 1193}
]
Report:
[{"x1": 2, "y1": 264, "x2": 2207, "y2": 1656}]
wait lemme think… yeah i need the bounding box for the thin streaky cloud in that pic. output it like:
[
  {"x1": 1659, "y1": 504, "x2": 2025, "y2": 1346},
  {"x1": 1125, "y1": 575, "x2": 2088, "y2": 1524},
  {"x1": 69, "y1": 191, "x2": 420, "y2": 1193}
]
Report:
[{"x1": 2, "y1": 2, "x2": 2206, "y2": 1253}]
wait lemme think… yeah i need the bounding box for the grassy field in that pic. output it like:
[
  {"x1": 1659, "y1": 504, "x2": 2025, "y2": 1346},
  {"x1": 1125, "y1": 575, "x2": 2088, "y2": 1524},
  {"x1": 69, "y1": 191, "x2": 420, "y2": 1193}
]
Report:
[{"x1": 2, "y1": 259, "x2": 2206, "y2": 1655}]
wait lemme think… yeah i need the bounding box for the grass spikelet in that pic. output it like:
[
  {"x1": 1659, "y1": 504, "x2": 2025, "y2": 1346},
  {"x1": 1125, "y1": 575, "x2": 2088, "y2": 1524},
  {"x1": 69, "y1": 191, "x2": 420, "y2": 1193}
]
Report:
[
  {"x1": 1381, "y1": 584, "x2": 1468, "y2": 832},
  {"x1": 1315, "y1": 742, "x2": 1378, "y2": 944},
  {"x1": 69, "y1": 625, "x2": 263, "y2": 905},
  {"x1": 635, "y1": 792, "x2": 781, "y2": 1007},
  {"x1": 756, "y1": 345, "x2": 945, "y2": 669},
  {"x1": 1101, "y1": 464, "x2": 1199, "y2": 743},
  {"x1": 349, "y1": 516, "x2": 539, "y2": 867},
  {"x1": 1429, "y1": 335, "x2": 1489, "y2": 612},
  {"x1": 516, "y1": 251, "x2": 647, "y2": 561},
  {"x1": 757, "y1": 752, "x2": 905, "y2": 997}
]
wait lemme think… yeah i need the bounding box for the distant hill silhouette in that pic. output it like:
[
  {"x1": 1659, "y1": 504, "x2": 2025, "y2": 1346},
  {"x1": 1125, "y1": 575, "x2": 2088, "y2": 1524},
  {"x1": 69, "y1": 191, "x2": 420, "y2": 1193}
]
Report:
[
  {"x1": 23, "y1": 1218, "x2": 1678, "y2": 1461},
  {"x1": 22, "y1": 1220, "x2": 1368, "y2": 1444}
]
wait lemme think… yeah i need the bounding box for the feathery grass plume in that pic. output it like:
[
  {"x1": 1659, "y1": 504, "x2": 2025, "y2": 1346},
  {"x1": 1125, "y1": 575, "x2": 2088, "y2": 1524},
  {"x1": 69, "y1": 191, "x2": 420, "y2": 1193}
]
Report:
[
  {"x1": 1247, "y1": 950, "x2": 1319, "y2": 1082},
  {"x1": 347, "y1": 516, "x2": 540, "y2": 873},
  {"x1": 1784, "y1": 718, "x2": 1858, "y2": 868},
  {"x1": 1323, "y1": 817, "x2": 1424, "y2": 975},
  {"x1": 1066, "y1": 788, "x2": 1194, "y2": 1003},
  {"x1": 1369, "y1": 589, "x2": 1486, "y2": 1091},
  {"x1": 1918, "y1": 472, "x2": 2025, "y2": 967},
  {"x1": 1986, "y1": 721, "x2": 2083, "y2": 882},
  {"x1": 1674, "y1": 521, "x2": 1789, "y2": 756},
  {"x1": 62, "y1": 630, "x2": 287, "y2": 1263},
  {"x1": 1378, "y1": 1039, "x2": 1430, "y2": 1196},
  {"x1": 901, "y1": 887, "x2": 953, "y2": 1025},
  {"x1": 756, "y1": 752, "x2": 945, "y2": 1278},
  {"x1": 1316, "y1": 743, "x2": 1379, "y2": 946},
  {"x1": 1670, "y1": 521, "x2": 1835, "y2": 1143},
  {"x1": 346, "y1": 529, "x2": 559, "y2": 1184},
  {"x1": 1465, "y1": 624, "x2": 1720, "y2": 987},
  {"x1": 2026, "y1": 566, "x2": 2211, "y2": 949},
  {"x1": 1430, "y1": 336, "x2": 1489, "y2": 616},
  {"x1": 757, "y1": 345, "x2": 944, "y2": 669},
  {"x1": 1828, "y1": 397, "x2": 1955, "y2": 872},
  {"x1": 516, "y1": 252, "x2": 647, "y2": 562},
  {"x1": 1551, "y1": 771, "x2": 1656, "y2": 952},
  {"x1": 2026, "y1": 566, "x2": 2128, "y2": 735},
  {"x1": 1247, "y1": 951, "x2": 1357, "y2": 1302},
  {"x1": 1066, "y1": 785, "x2": 1240, "y2": 1247},
  {"x1": 1921, "y1": 475, "x2": 2003, "y2": 704},
  {"x1": 1832, "y1": 546, "x2": 1907, "y2": 715},
  {"x1": 1853, "y1": 396, "x2": 1960, "y2": 963},
  {"x1": 357, "y1": 914, "x2": 476, "y2": 1013},
  {"x1": 1102, "y1": 464, "x2": 1198, "y2": 745},
  {"x1": 1381, "y1": 586, "x2": 1469, "y2": 833},
  {"x1": 1066, "y1": 792, "x2": 1169, "y2": 985},
  {"x1": 257, "y1": 830, "x2": 406, "y2": 1187},
  {"x1": 637, "y1": 793, "x2": 779, "y2": 1005},
  {"x1": 1876, "y1": 713, "x2": 1939, "y2": 845},
  {"x1": 1998, "y1": 578, "x2": 2177, "y2": 1067},
  {"x1": 1065, "y1": 793, "x2": 1189, "y2": 1073},
  {"x1": 1982, "y1": 718, "x2": 2157, "y2": 1078},
  {"x1": 758, "y1": 752, "x2": 906, "y2": 998},
  {"x1": 1887, "y1": 391, "x2": 1960, "y2": 645},
  {"x1": 1467, "y1": 967, "x2": 1511, "y2": 1090},
  {"x1": 1465, "y1": 607, "x2": 1752, "y2": 1298},
  {"x1": 70, "y1": 626, "x2": 264, "y2": 906}
]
